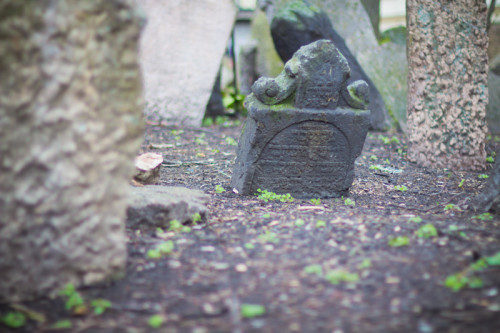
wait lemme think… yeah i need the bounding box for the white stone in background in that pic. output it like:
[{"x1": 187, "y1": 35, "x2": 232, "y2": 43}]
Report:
[
  {"x1": 134, "y1": 152, "x2": 163, "y2": 185},
  {"x1": 139, "y1": 0, "x2": 237, "y2": 126}
]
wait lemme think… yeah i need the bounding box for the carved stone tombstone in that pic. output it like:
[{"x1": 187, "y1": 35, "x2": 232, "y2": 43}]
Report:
[{"x1": 231, "y1": 40, "x2": 370, "y2": 198}]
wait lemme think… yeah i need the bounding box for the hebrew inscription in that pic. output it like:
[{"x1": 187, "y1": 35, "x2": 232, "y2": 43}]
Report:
[
  {"x1": 251, "y1": 121, "x2": 349, "y2": 197},
  {"x1": 231, "y1": 40, "x2": 371, "y2": 198}
]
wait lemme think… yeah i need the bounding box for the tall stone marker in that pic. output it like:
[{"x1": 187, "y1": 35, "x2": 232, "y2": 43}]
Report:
[
  {"x1": 0, "y1": 1, "x2": 144, "y2": 301},
  {"x1": 232, "y1": 40, "x2": 371, "y2": 198},
  {"x1": 139, "y1": 0, "x2": 237, "y2": 126}
]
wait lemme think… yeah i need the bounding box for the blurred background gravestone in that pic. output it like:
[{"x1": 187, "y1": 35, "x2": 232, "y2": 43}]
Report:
[
  {"x1": 139, "y1": 0, "x2": 237, "y2": 126},
  {"x1": 251, "y1": 0, "x2": 407, "y2": 131},
  {"x1": 269, "y1": 0, "x2": 390, "y2": 131},
  {"x1": 0, "y1": 0, "x2": 144, "y2": 301}
]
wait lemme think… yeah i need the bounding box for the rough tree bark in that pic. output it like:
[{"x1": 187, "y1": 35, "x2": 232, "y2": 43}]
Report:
[
  {"x1": 0, "y1": 1, "x2": 144, "y2": 301},
  {"x1": 406, "y1": 0, "x2": 489, "y2": 170}
]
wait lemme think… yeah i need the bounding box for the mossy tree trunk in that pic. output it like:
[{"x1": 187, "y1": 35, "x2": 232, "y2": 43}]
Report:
[
  {"x1": 406, "y1": 0, "x2": 489, "y2": 170},
  {"x1": 0, "y1": 0, "x2": 144, "y2": 301}
]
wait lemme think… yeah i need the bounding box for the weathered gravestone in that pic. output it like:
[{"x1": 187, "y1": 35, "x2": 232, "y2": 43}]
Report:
[
  {"x1": 139, "y1": 0, "x2": 237, "y2": 126},
  {"x1": 231, "y1": 40, "x2": 371, "y2": 198},
  {"x1": 0, "y1": 0, "x2": 144, "y2": 301}
]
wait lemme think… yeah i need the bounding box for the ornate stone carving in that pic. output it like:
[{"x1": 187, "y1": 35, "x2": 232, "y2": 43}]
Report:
[{"x1": 231, "y1": 40, "x2": 371, "y2": 198}]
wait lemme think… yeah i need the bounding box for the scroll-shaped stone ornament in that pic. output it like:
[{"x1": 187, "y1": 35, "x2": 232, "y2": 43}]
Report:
[{"x1": 231, "y1": 40, "x2": 371, "y2": 198}]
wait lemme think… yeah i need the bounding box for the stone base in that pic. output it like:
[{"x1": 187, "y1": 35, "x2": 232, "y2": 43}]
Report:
[{"x1": 231, "y1": 95, "x2": 370, "y2": 198}]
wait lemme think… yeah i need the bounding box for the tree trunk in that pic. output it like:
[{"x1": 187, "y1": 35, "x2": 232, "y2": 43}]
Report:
[
  {"x1": 0, "y1": 0, "x2": 144, "y2": 301},
  {"x1": 406, "y1": 0, "x2": 489, "y2": 170}
]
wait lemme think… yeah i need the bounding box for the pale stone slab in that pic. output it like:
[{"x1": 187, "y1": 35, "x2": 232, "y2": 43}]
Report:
[
  {"x1": 127, "y1": 186, "x2": 208, "y2": 228},
  {"x1": 139, "y1": 0, "x2": 237, "y2": 126}
]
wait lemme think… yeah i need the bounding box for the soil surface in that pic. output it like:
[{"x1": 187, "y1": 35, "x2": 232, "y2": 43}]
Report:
[{"x1": 2, "y1": 119, "x2": 500, "y2": 333}]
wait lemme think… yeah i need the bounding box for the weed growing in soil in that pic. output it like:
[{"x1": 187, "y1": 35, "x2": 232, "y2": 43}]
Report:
[
  {"x1": 472, "y1": 212, "x2": 494, "y2": 221},
  {"x1": 59, "y1": 283, "x2": 85, "y2": 313},
  {"x1": 394, "y1": 185, "x2": 408, "y2": 192},
  {"x1": 215, "y1": 185, "x2": 226, "y2": 193},
  {"x1": 478, "y1": 174, "x2": 489, "y2": 179},
  {"x1": 343, "y1": 197, "x2": 355, "y2": 207},
  {"x1": 90, "y1": 299, "x2": 112, "y2": 315},
  {"x1": 148, "y1": 314, "x2": 165, "y2": 328},
  {"x1": 304, "y1": 264, "x2": 323, "y2": 276},
  {"x1": 240, "y1": 304, "x2": 266, "y2": 318},
  {"x1": 408, "y1": 216, "x2": 422, "y2": 223},
  {"x1": 458, "y1": 179, "x2": 465, "y2": 188},
  {"x1": 325, "y1": 270, "x2": 359, "y2": 285},
  {"x1": 316, "y1": 220, "x2": 326, "y2": 228},
  {"x1": 445, "y1": 251, "x2": 500, "y2": 291},
  {"x1": 357, "y1": 258, "x2": 372, "y2": 269},
  {"x1": 444, "y1": 204, "x2": 461, "y2": 211},
  {"x1": 147, "y1": 241, "x2": 174, "y2": 259},
  {"x1": 192, "y1": 212, "x2": 202, "y2": 223},
  {"x1": 310, "y1": 198, "x2": 321, "y2": 206},
  {"x1": 295, "y1": 218, "x2": 305, "y2": 227},
  {"x1": 486, "y1": 156, "x2": 495, "y2": 163},
  {"x1": 370, "y1": 155, "x2": 378, "y2": 161},
  {"x1": 416, "y1": 224, "x2": 438, "y2": 238},
  {"x1": 244, "y1": 243, "x2": 255, "y2": 250},
  {"x1": 224, "y1": 136, "x2": 237, "y2": 146},
  {"x1": 388, "y1": 236, "x2": 410, "y2": 247},
  {"x1": 256, "y1": 189, "x2": 294, "y2": 203},
  {"x1": 50, "y1": 320, "x2": 72, "y2": 329},
  {"x1": 1, "y1": 312, "x2": 26, "y2": 328}
]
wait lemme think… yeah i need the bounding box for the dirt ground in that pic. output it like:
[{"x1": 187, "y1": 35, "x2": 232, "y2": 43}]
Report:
[{"x1": 1, "y1": 118, "x2": 500, "y2": 333}]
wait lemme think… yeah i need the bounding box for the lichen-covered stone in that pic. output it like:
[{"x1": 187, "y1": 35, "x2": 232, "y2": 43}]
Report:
[
  {"x1": 232, "y1": 40, "x2": 370, "y2": 198},
  {"x1": 407, "y1": 0, "x2": 488, "y2": 170},
  {"x1": 269, "y1": 0, "x2": 388, "y2": 130},
  {"x1": 0, "y1": 0, "x2": 144, "y2": 301}
]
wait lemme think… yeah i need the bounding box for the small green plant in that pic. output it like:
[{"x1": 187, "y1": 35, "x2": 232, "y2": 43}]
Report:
[
  {"x1": 408, "y1": 216, "x2": 422, "y2": 223},
  {"x1": 90, "y1": 299, "x2": 112, "y2": 315},
  {"x1": 258, "y1": 230, "x2": 279, "y2": 243},
  {"x1": 394, "y1": 185, "x2": 408, "y2": 192},
  {"x1": 379, "y1": 135, "x2": 391, "y2": 145},
  {"x1": 170, "y1": 129, "x2": 184, "y2": 136},
  {"x1": 202, "y1": 117, "x2": 214, "y2": 127},
  {"x1": 215, "y1": 185, "x2": 226, "y2": 194},
  {"x1": 486, "y1": 156, "x2": 495, "y2": 163},
  {"x1": 50, "y1": 319, "x2": 73, "y2": 329},
  {"x1": 369, "y1": 164, "x2": 381, "y2": 171},
  {"x1": 444, "y1": 204, "x2": 461, "y2": 211},
  {"x1": 478, "y1": 174, "x2": 489, "y2": 179},
  {"x1": 256, "y1": 189, "x2": 294, "y2": 203},
  {"x1": 192, "y1": 212, "x2": 202, "y2": 223},
  {"x1": 472, "y1": 212, "x2": 493, "y2": 221},
  {"x1": 343, "y1": 197, "x2": 355, "y2": 207},
  {"x1": 325, "y1": 269, "x2": 359, "y2": 285},
  {"x1": 445, "y1": 274, "x2": 483, "y2": 292},
  {"x1": 194, "y1": 133, "x2": 207, "y2": 145},
  {"x1": 224, "y1": 136, "x2": 238, "y2": 146},
  {"x1": 390, "y1": 136, "x2": 400, "y2": 144},
  {"x1": 1, "y1": 312, "x2": 27, "y2": 328},
  {"x1": 295, "y1": 218, "x2": 305, "y2": 227},
  {"x1": 369, "y1": 155, "x2": 378, "y2": 161},
  {"x1": 147, "y1": 240, "x2": 174, "y2": 259},
  {"x1": 310, "y1": 198, "x2": 321, "y2": 206},
  {"x1": 244, "y1": 243, "x2": 255, "y2": 250},
  {"x1": 240, "y1": 304, "x2": 266, "y2": 318},
  {"x1": 59, "y1": 283, "x2": 85, "y2": 312},
  {"x1": 388, "y1": 236, "x2": 409, "y2": 247},
  {"x1": 357, "y1": 258, "x2": 372, "y2": 269},
  {"x1": 384, "y1": 158, "x2": 390, "y2": 164},
  {"x1": 212, "y1": 148, "x2": 220, "y2": 153},
  {"x1": 262, "y1": 213, "x2": 271, "y2": 218},
  {"x1": 315, "y1": 220, "x2": 326, "y2": 228},
  {"x1": 416, "y1": 223, "x2": 438, "y2": 239},
  {"x1": 148, "y1": 314, "x2": 165, "y2": 328},
  {"x1": 486, "y1": 252, "x2": 500, "y2": 265},
  {"x1": 168, "y1": 219, "x2": 182, "y2": 231},
  {"x1": 304, "y1": 264, "x2": 323, "y2": 276},
  {"x1": 458, "y1": 179, "x2": 465, "y2": 188}
]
